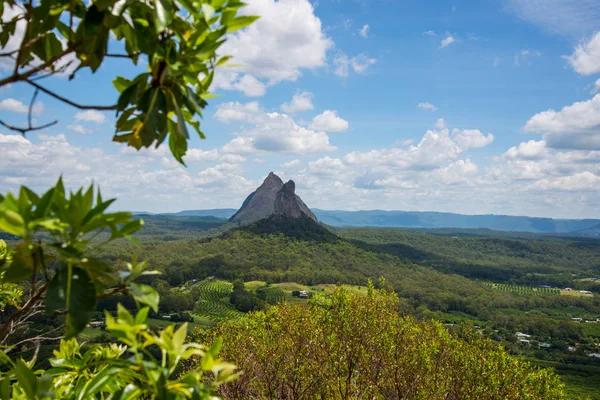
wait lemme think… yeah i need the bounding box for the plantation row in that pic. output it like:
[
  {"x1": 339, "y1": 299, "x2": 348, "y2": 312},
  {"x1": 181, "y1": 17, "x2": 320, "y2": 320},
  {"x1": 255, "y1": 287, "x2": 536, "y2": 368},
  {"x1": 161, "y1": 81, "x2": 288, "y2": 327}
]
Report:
[
  {"x1": 193, "y1": 299, "x2": 242, "y2": 321},
  {"x1": 195, "y1": 279, "x2": 233, "y2": 301},
  {"x1": 482, "y1": 282, "x2": 561, "y2": 296}
]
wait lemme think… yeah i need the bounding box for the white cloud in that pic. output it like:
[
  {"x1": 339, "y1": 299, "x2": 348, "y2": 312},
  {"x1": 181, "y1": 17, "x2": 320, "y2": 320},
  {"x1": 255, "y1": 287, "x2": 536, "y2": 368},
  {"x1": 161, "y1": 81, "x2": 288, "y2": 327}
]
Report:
[
  {"x1": 440, "y1": 35, "x2": 455, "y2": 48},
  {"x1": 213, "y1": 0, "x2": 333, "y2": 95},
  {"x1": 222, "y1": 111, "x2": 335, "y2": 156},
  {"x1": 0, "y1": 132, "x2": 255, "y2": 212},
  {"x1": 334, "y1": 52, "x2": 376, "y2": 77},
  {"x1": 435, "y1": 118, "x2": 447, "y2": 130},
  {"x1": 309, "y1": 110, "x2": 349, "y2": 132},
  {"x1": 528, "y1": 171, "x2": 599, "y2": 191},
  {"x1": 506, "y1": 0, "x2": 600, "y2": 37},
  {"x1": 359, "y1": 24, "x2": 370, "y2": 38},
  {"x1": 452, "y1": 129, "x2": 494, "y2": 149},
  {"x1": 282, "y1": 159, "x2": 302, "y2": 169},
  {"x1": 235, "y1": 74, "x2": 267, "y2": 97},
  {"x1": 524, "y1": 94, "x2": 600, "y2": 149},
  {"x1": 418, "y1": 102, "x2": 438, "y2": 111},
  {"x1": 214, "y1": 101, "x2": 261, "y2": 123},
  {"x1": 67, "y1": 124, "x2": 92, "y2": 135},
  {"x1": 74, "y1": 110, "x2": 106, "y2": 124},
  {"x1": 435, "y1": 159, "x2": 478, "y2": 184},
  {"x1": 595, "y1": 78, "x2": 600, "y2": 93},
  {"x1": 423, "y1": 30, "x2": 436, "y2": 36},
  {"x1": 502, "y1": 140, "x2": 549, "y2": 160},
  {"x1": 219, "y1": 153, "x2": 246, "y2": 164},
  {"x1": 186, "y1": 149, "x2": 221, "y2": 163},
  {"x1": 564, "y1": 32, "x2": 600, "y2": 75},
  {"x1": 211, "y1": 72, "x2": 267, "y2": 97},
  {"x1": 0, "y1": 98, "x2": 43, "y2": 114},
  {"x1": 281, "y1": 91, "x2": 314, "y2": 113}
]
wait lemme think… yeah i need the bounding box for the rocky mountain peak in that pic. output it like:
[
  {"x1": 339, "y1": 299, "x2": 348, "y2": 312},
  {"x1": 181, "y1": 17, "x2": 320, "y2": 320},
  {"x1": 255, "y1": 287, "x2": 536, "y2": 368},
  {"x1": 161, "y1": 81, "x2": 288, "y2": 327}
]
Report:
[{"x1": 229, "y1": 173, "x2": 317, "y2": 226}]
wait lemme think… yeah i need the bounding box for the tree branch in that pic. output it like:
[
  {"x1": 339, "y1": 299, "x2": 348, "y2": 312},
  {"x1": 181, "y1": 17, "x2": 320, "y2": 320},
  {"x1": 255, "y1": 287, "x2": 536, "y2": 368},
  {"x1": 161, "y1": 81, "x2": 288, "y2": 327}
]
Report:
[
  {"x1": 0, "y1": 119, "x2": 58, "y2": 135},
  {"x1": 26, "y1": 80, "x2": 118, "y2": 111},
  {"x1": 0, "y1": 40, "x2": 83, "y2": 88}
]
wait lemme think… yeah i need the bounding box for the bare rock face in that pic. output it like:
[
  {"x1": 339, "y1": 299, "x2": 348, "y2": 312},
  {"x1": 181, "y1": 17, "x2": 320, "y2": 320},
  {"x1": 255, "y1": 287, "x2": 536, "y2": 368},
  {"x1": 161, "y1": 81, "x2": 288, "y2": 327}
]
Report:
[
  {"x1": 274, "y1": 180, "x2": 318, "y2": 222},
  {"x1": 229, "y1": 172, "x2": 317, "y2": 226}
]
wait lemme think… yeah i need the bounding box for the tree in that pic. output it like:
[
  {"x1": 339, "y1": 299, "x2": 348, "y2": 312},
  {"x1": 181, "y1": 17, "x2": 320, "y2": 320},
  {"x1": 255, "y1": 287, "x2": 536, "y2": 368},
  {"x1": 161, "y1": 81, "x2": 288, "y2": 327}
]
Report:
[{"x1": 0, "y1": 0, "x2": 257, "y2": 163}]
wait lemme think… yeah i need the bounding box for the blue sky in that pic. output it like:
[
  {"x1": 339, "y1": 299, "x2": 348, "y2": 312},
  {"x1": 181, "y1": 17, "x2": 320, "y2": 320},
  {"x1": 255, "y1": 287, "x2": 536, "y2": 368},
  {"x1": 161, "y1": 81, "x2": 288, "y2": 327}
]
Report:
[{"x1": 1, "y1": 0, "x2": 600, "y2": 218}]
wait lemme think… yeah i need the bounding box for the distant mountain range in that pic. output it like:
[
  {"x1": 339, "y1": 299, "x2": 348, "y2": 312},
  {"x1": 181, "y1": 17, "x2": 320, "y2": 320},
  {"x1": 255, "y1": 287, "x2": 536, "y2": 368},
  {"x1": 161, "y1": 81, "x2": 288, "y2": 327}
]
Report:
[{"x1": 163, "y1": 208, "x2": 600, "y2": 235}]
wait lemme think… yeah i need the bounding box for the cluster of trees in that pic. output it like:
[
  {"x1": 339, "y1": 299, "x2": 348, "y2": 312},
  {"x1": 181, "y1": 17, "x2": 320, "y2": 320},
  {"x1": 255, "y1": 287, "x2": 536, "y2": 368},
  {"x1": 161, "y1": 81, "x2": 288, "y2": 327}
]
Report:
[
  {"x1": 229, "y1": 279, "x2": 266, "y2": 312},
  {"x1": 191, "y1": 285, "x2": 566, "y2": 399}
]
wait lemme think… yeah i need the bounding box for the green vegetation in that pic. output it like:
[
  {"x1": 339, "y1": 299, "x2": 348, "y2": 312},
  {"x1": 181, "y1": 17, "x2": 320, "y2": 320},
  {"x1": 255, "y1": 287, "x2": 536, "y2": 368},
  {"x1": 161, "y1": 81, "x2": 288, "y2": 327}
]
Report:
[
  {"x1": 191, "y1": 286, "x2": 566, "y2": 399},
  {"x1": 482, "y1": 282, "x2": 561, "y2": 296}
]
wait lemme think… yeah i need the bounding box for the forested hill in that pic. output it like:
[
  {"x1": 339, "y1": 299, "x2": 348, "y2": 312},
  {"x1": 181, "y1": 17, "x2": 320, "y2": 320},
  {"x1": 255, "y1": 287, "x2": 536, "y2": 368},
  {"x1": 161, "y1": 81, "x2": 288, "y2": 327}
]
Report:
[{"x1": 159, "y1": 208, "x2": 600, "y2": 235}]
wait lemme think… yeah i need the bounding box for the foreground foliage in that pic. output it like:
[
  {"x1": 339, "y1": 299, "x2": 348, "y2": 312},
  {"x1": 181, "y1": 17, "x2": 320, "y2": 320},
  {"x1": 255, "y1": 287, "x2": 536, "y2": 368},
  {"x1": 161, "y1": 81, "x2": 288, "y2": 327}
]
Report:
[
  {"x1": 1, "y1": 304, "x2": 236, "y2": 399},
  {"x1": 192, "y1": 285, "x2": 566, "y2": 400},
  {"x1": 0, "y1": 0, "x2": 256, "y2": 162}
]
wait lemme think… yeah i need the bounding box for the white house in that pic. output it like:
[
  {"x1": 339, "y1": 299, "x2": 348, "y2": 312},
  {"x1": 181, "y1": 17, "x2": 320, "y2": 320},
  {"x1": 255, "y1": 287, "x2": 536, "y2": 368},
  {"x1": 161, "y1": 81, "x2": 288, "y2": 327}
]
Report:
[
  {"x1": 515, "y1": 332, "x2": 531, "y2": 339},
  {"x1": 299, "y1": 290, "x2": 309, "y2": 299}
]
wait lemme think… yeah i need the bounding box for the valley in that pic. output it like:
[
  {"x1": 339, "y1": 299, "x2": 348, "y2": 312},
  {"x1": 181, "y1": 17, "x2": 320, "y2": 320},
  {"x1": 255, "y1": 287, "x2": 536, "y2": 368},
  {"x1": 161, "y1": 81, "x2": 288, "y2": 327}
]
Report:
[{"x1": 85, "y1": 202, "x2": 600, "y2": 399}]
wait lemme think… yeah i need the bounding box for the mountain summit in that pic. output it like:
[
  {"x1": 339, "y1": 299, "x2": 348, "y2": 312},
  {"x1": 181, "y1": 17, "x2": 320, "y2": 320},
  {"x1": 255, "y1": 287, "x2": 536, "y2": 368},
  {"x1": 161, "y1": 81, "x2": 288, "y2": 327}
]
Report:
[{"x1": 229, "y1": 172, "x2": 317, "y2": 226}]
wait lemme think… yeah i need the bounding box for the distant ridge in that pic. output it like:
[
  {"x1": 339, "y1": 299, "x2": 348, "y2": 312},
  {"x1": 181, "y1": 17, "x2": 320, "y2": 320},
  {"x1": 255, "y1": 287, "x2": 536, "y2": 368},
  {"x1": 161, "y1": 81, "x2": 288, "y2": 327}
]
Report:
[
  {"x1": 229, "y1": 172, "x2": 317, "y2": 226},
  {"x1": 162, "y1": 208, "x2": 600, "y2": 236}
]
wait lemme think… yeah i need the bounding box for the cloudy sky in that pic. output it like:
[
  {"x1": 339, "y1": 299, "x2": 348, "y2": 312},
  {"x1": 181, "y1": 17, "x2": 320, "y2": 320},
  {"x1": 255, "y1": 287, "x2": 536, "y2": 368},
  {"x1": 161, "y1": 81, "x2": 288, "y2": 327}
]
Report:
[{"x1": 1, "y1": 0, "x2": 600, "y2": 218}]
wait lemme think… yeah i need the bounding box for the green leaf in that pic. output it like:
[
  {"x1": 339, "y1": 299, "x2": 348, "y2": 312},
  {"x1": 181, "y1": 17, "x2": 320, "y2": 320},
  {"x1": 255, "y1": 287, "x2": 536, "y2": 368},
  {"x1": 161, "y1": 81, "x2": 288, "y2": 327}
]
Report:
[
  {"x1": 173, "y1": 322, "x2": 188, "y2": 350},
  {"x1": 0, "y1": 207, "x2": 25, "y2": 237},
  {"x1": 153, "y1": 0, "x2": 173, "y2": 32},
  {"x1": 15, "y1": 359, "x2": 37, "y2": 398},
  {"x1": 2, "y1": 243, "x2": 35, "y2": 283},
  {"x1": 130, "y1": 283, "x2": 159, "y2": 313},
  {"x1": 135, "y1": 307, "x2": 149, "y2": 324},
  {"x1": 32, "y1": 187, "x2": 55, "y2": 220},
  {"x1": 226, "y1": 15, "x2": 259, "y2": 32},
  {"x1": 0, "y1": 378, "x2": 10, "y2": 399},
  {"x1": 202, "y1": 4, "x2": 215, "y2": 21},
  {"x1": 46, "y1": 265, "x2": 97, "y2": 338},
  {"x1": 77, "y1": 367, "x2": 121, "y2": 400}
]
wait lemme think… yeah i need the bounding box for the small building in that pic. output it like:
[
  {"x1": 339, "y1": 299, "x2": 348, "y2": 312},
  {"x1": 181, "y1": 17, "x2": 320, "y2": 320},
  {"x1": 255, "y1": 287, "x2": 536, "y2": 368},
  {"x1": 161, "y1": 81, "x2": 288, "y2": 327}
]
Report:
[
  {"x1": 580, "y1": 290, "x2": 593, "y2": 295},
  {"x1": 515, "y1": 332, "x2": 531, "y2": 339},
  {"x1": 564, "y1": 288, "x2": 572, "y2": 291},
  {"x1": 539, "y1": 285, "x2": 551, "y2": 289},
  {"x1": 299, "y1": 290, "x2": 309, "y2": 299},
  {"x1": 538, "y1": 343, "x2": 551, "y2": 349},
  {"x1": 567, "y1": 346, "x2": 577, "y2": 352},
  {"x1": 588, "y1": 353, "x2": 600, "y2": 359},
  {"x1": 572, "y1": 318, "x2": 583, "y2": 323},
  {"x1": 162, "y1": 315, "x2": 172, "y2": 320},
  {"x1": 519, "y1": 339, "x2": 530, "y2": 345},
  {"x1": 87, "y1": 321, "x2": 104, "y2": 328}
]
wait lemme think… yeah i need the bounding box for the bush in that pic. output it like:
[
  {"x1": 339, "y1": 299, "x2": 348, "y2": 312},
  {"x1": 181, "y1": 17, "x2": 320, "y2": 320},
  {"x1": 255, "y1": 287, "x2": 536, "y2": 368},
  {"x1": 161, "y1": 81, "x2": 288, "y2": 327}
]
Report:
[{"x1": 193, "y1": 284, "x2": 566, "y2": 399}]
